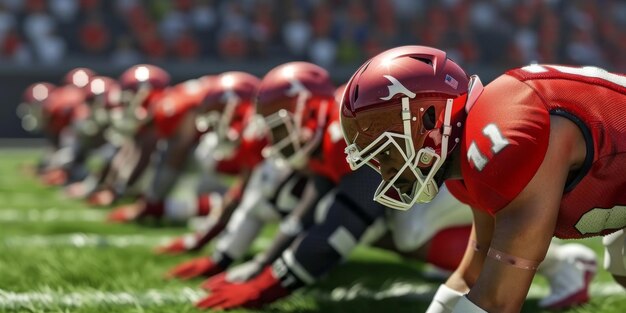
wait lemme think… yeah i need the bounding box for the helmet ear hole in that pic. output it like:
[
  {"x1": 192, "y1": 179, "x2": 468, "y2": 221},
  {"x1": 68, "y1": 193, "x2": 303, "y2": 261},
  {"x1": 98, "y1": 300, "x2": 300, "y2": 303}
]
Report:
[{"x1": 422, "y1": 106, "x2": 436, "y2": 130}]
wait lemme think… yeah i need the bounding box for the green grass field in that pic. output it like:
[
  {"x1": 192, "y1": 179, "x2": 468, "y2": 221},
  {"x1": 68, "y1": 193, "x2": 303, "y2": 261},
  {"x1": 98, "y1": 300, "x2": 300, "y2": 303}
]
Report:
[{"x1": 0, "y1": 149, "x2": 624, "y2": 313}]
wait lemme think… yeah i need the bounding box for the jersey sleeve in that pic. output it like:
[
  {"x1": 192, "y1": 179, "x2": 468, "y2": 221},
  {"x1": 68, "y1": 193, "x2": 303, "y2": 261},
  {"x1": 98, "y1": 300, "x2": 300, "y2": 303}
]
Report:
[
  {"x1": 239, "y1": 136, "x2": 268, "y2": 170},
  {"x1": 308, "y1": 120, "x2": 352, "y2": 184},
  {"x1": 444, "y1": 180, "x2": 477, "y2": 208},
  {"x1": 461, "y1": 74, "x2": 551, "y2": 214}
]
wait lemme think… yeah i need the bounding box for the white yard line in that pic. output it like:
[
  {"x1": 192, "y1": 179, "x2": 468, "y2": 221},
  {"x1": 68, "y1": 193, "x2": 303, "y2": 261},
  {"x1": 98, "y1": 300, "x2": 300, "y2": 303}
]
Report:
[
  {"x1": 1, "y1": 233, "x2": 175, "y2": 248},
  {"x1": 0, "y1": 208, "x2": 106, "y2": 222},
  {"x1": 0, "y1": 287, "x2": 205, "y2": 310},
  {"x1": 1, "y1": 233, "x2": 272, "y2": 250}
]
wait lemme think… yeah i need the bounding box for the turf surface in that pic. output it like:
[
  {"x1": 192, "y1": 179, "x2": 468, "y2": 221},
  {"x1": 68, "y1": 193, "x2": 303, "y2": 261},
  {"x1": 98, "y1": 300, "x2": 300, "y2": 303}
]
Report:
[{"x1": 0, "y1": 149, "x2": 624, "y2": 312}]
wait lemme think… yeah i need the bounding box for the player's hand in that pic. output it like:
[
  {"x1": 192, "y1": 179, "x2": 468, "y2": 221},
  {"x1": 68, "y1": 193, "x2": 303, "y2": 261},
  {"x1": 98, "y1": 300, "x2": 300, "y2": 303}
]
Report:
[
  {"x1": 41, "y1": 168, "x2": 67, "y2": 186},
  {"x1": 200, "y1": 272, "x2": 229, "y2": 291},
  {"x1": 87, "y1": 189, "x2": 116, "y2": 206},
  {"x1": 65, "y1": 182, "x2": 88, "y2": 199},
  {"x1": 195, "y1": 266, "x2": 289, "y2": 310},
  {"x1": 107, "y1": 202, "x2": 142, "y2": 222},
  {"x1": 165, "y1": 257, "x2": 224, "y2": 280},
  {"x1": 154, "y1": 234, "x2": 199, "y2": 255}
]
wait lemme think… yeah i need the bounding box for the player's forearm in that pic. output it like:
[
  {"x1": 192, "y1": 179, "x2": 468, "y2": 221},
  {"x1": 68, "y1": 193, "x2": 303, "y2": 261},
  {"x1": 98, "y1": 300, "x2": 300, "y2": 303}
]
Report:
[
  {"x1": 124, "y1": 135, "x2": 157, "y2": 190},
  {"x1": 255, "y1": 231, "x2": 297, "y2": 267},
  {"x1": 144, "y1": 165, "x2": 180, "y2": 201}
]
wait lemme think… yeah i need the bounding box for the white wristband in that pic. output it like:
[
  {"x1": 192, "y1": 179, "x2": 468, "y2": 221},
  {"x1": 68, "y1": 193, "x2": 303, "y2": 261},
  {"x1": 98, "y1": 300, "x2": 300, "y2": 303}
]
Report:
[
  {"x1": 425, "y1": 284, "x2": 464, "y2": 313},
  {"x1": 451, "y1": 296, "x2": 487, "y2": 313}
]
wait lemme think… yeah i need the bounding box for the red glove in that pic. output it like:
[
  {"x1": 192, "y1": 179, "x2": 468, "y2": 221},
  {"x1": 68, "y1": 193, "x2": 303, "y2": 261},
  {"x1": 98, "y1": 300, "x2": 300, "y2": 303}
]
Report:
[
  {"x1": 200, "y1": 272, "x2": 228, "y2": 290},
  {"x1": 107, "y1": 200, "x2": 165, "y2": 223},
  {"x1": 154, "y1": 234, "x2": 200, "y2": 255},
  {"x1": 195, "y1": 266, "x2": 290, "y2": 310},
  {"x1": 107, "y1": 202, "x2": 142, "y2": 223},
  {"x1": 165, "y1": 257, "x2": 224, "y2": 280},
  {"x1": 65, "y1": 182, "x2": 87, "y2": 199}
]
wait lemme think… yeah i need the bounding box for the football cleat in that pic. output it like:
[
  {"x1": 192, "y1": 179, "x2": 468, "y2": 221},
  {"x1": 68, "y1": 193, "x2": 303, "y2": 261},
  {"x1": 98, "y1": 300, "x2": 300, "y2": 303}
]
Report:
[{"x1": 539, "y1": 243, "x2": 597, "y2": 309}]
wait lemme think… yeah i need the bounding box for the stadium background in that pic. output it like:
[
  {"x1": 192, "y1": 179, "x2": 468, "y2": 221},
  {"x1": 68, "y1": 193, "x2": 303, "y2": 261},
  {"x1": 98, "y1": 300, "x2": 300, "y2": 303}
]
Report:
[
  {"x1": 0, "y1": 0, "x2": 624, "y2": 138},
  {"x1": 0, "y1": 1, "x2": 625, "y2": 312}
]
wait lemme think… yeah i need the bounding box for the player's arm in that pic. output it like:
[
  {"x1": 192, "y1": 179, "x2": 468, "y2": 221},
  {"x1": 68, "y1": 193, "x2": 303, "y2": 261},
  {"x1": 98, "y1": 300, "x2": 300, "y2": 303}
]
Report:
[
  {"x1": 118, "y1": 126, "x2": 159, "y2": 194},
  {"x1": 190, "y1": 169, "x2": 253, "y2": 250},
  {"x1": 427, "y1": 207, "x2": 493, "y2": 313},
  {"x1": 448, "y1": 208, "x2": 492, "y2": 290},
  {"x1": 253, "y1": 174, "x2": 335, "y2": 267},
  {"x1": 457, "y1": 116, "x2": 578, "y2": 313},
  {"x1": 144, "y1": 114, "x2": 197, "y2": 202}
]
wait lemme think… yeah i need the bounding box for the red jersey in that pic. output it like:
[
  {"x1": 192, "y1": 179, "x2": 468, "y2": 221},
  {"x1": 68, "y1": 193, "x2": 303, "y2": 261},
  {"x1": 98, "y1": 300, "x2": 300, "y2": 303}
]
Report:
[
  {"x1": 308, "y1": 103, "x2": 352, "y2": 184},
  {"x1": 153, "y1": 81, "x2": 208, "y2": 138},
  {"x1": 447, "y1": 64, "x2": 626, "y2": 239},
  {"x1": 43, "y1": 86, "x2": 87, "y2": 136}
]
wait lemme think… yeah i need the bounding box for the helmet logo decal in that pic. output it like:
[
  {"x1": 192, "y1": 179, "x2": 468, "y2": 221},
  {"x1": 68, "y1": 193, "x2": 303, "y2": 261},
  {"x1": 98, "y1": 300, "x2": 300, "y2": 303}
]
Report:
[{"x1": 380, "y1": 75, "x2": 416, "y2": 100}]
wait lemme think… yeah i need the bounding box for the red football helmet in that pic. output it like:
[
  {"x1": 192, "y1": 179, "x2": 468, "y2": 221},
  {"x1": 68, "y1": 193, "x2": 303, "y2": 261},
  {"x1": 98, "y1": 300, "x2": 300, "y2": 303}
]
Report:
[
  {"x1": 198, "y1": 71, "x2": 260, "y2": 140},
  {"x1": 18, "y1": 82, "x2": 56, "y2": 132},
  {"x1": 153, "y1": 76, "x2": 213, "y2": 138},
  {"x1": 42, "y1": 86, "x2": 88, "y2": 136},
  {"x1": 340, "y1": 45, "x2": 482, "y2": 209},
  {"x1": 63, "y1": 67, "x2": 97, "y2": 90},
  {"x1": 85, "y1": 76, "x2": 122, "y2": 127},
  {"x1": 113, "y1": 64, "x2": 170, "y2": 135},
  {"x1": 256, "y1": 62, "x2": 335, "y2": 168}
]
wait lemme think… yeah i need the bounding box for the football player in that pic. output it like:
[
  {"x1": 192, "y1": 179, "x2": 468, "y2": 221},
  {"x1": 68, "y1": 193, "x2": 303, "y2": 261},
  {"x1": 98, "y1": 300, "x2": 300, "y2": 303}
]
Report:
[
  {"x1": 38, "y1": 83, "x2": 90, "y2": 185},
  {"x1": 57, "y1": 76, "x2": 120, "y2": 193},
  {"x1": 87, "y1": 64, "x2": 170, "y2": 206},
  {"x1": 17, "y1": 82, "x2": 56, "y2": 175},
  {"x1": 106, "y1": 75, "x2": 214, "y2": 221},
  {"x1": 38, "y1": 68, "x2": 98, "y2": 185},
  {"x1": 340, "y1": 45, "x2": 624, "y2": 312}
]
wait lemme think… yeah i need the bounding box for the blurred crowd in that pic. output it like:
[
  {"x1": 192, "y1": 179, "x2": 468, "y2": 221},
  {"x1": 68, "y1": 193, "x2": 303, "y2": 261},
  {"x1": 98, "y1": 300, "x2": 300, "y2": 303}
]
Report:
[{"x1": 0, "y1": 0, "x2": 624, "y2": 69}]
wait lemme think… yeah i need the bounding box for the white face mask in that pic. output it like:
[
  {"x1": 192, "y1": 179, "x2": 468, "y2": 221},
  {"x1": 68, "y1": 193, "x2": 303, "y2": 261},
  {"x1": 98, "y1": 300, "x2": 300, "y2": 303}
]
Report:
[
  {"x1": 344, "y1": 97, "x2": 454, "y2": 210},
  {"x1": 262, "y1": 97, "x2": 328, "y2": 171}
]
